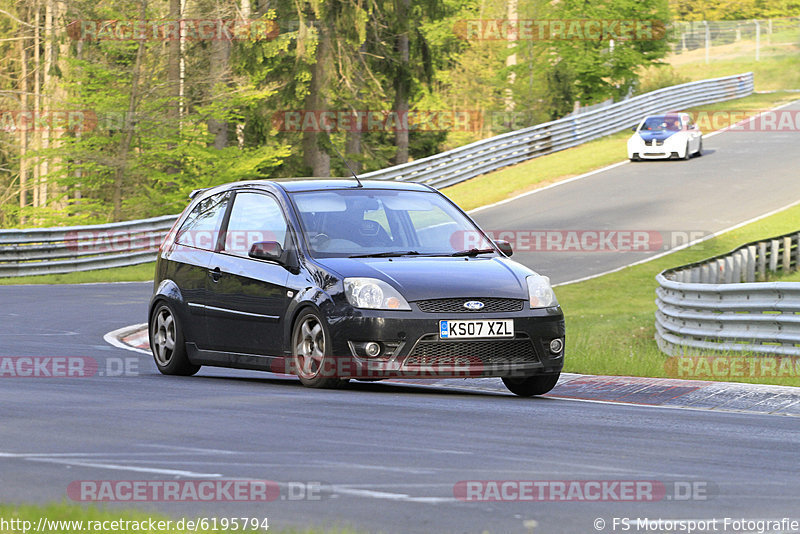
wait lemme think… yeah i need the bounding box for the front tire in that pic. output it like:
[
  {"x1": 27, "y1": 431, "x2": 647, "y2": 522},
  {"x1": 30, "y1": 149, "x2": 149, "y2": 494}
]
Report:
[
  {"x1": 682, "y1": 142, "x2": 691, "y2": 160},
  {"x1": 292, "y1": 310, "x2": 347, "y2": 389},
  {"x1": 695, "y1": 139, "x2": 703, "y2": 157},
  {"x1": 149, "y1": 302, "x2": 200, "y2": 376},
  {"x1": 502, "y1": 373, "x2": 560, "y2": 397}
]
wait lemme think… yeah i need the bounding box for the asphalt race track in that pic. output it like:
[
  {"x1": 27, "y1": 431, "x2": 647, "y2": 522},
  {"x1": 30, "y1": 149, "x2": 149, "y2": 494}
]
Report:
[
  {"x1": 2, "y1": 103, "x2": 800, "y2": 534},
  {"x1": 473, "y1": 101, "x2": 800, "y2": 284}
]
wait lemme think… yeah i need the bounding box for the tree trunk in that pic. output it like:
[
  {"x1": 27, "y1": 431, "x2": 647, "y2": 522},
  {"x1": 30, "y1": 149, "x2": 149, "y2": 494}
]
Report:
[
  {"x1": 504, "y1": 0, "x2": 518, "y2": 113},
  {"x1": 113, "y1": 2, "x2": 147, "y2": 221},
  {"x1": 345, "y1": 128, "x2": 362, "y2": 174},
  {"x1": 207, "y1": 3, "x2": 232, "y2": 150},
  {"x1": 302, "y1": 21, "x2": 331, "y2": 176},
  {"x1": 18, "y1": 24, "x2": 29, "y2": 219},
  {"x1": 32, "y1": 0, "x2": 40, "y2": 209},
  {"x1": 392, "y1": 0, "x2": 410, "y2": 166},
  {"x1": 39, "y1": 0, "x2": 53, "y2": 207},
  {"x1": 166, "y1": 0, "x2": 181, "y2": 122}
]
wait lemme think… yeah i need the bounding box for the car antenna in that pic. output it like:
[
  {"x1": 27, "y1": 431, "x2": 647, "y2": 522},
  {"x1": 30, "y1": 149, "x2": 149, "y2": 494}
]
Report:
[{"x1": 326, "y1": 132, "x2": 363, "y2": 188}]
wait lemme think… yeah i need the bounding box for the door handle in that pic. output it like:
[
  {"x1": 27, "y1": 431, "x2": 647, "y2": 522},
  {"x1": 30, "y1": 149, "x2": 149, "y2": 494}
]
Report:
[{"x1": 209, "y1": 267, "x2": 222, "y2": 282}]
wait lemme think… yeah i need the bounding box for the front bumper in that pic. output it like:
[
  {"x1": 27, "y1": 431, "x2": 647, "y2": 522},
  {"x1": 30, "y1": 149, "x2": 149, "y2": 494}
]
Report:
[{"x1": 319, "y1": 302, "x2": 565, "y2": 379}]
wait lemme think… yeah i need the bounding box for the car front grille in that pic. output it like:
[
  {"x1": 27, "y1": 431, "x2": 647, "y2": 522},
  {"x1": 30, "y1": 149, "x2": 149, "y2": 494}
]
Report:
[
  {"x1": 404, "y1": 335, "x2": 539, "y2": 367},
  {"x1": 415, "y1": 298, "x2": 525, "y2": 313}
]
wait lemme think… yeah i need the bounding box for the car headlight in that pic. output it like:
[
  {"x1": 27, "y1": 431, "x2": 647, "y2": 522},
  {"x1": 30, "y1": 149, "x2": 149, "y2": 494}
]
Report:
[
  {"x1": 344, "y1": 278, "x2": 411, "y2": 310},
  {"x1": 526, "y1": 275, "x2": 557, "y2": 308}
]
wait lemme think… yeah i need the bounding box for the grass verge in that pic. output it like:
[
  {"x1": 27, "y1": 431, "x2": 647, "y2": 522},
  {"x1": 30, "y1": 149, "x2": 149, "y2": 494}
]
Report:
[
  {"x1": 0, "y1": 262, "x2": 155, "y2": 285},
  {"x1": 668, "y1": 36, "x2": 800, "y2": 91},
  {"x1": 442, "y1": 91, "x2": 799, "y2": 211},
  {"x1": 0, "y1": 503, "x2": 361, "y2": 534},
  {"x1": 557, "y1": 202, "x2": 800, "y2": 387}
]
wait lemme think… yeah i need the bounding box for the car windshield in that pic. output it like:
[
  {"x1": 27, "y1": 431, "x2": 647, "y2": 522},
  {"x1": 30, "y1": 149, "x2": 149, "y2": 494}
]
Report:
[
  {"x1": 641, "y1": 116, "x2": 682, "y2": 132},
  {"x1": 289, "y1": 189, "x2": 495, "y2": 258}
]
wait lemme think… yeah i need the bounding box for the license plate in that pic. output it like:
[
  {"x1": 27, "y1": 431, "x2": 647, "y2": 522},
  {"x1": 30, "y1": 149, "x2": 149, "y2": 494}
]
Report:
[{"x1": 439, "y1": 319, "x2": 514, "y2": 339}]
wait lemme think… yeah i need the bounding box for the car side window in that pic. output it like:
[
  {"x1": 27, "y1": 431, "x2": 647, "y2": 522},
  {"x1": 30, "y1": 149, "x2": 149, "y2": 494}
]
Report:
[
  {"x1": 174, "y1": 193, "x2": 229, "y2": 251},
  {"x1": 223, "y1": 192, "x2": 289, "y2": 257}
]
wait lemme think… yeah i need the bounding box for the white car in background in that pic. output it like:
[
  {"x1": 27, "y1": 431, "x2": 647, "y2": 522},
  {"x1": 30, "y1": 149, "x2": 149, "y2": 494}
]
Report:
[{"x1": 627, "y1": 112, "x2": 703, "y2": 161}]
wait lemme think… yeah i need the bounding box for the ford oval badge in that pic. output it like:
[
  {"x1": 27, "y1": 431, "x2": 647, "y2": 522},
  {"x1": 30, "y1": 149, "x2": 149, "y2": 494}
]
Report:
[{"x1": 463, "y1": 300, "x2": 485, "y2": 311}]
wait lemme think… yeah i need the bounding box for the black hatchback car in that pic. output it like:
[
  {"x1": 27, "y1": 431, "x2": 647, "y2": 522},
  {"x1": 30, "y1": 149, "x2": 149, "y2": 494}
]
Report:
[{"x1": 149, "y1": 179, "x2": 565, "y2": 396}]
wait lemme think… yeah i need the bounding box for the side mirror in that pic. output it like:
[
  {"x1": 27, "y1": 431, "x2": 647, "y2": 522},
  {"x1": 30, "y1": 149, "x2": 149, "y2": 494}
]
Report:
[
  {"x1": 631, "y1": 126, "x2": 637, "y2": 132},
  {"x1": 248, "y1": 241, "x2": 283, "y2": 262},
  {"x1": 494, "y1": 239, "x2": 513, "y2": 257}
]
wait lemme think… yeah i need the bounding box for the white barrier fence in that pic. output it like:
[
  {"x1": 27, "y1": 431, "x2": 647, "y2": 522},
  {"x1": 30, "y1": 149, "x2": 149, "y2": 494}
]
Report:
[{"x1": 655, "y1": 230, "x2": 800, "y2": 357}]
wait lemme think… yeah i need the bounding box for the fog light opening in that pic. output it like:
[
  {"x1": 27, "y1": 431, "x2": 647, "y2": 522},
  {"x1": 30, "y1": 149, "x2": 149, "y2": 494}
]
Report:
[
  {"x1": 364, "y1": 342, "x2": 382, "y2": 357},
  {"x1": 549, "y1": 338, "x2": 564, "y2": 354}
]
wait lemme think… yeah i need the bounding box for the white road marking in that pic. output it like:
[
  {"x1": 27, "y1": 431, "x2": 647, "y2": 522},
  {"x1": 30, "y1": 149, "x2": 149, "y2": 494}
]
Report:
[
  {"x1": 139, "y1": 444, "x2": 240, "y2": 455},
  {"x1": 555, "y1": 196, "x2": 800, "y2": 286},
  {"x1": 331, "y1": 486, "x2": 458, "y2": 504},
  {"x1": 103, "y1": 323, "x2": 149, "y2": 354},
  {"x1": 468, "y1": 161, "x2": 630, "y2": 214},
  {"x1": 24, "y1": 457, "x2": 223, "y2": 477}
]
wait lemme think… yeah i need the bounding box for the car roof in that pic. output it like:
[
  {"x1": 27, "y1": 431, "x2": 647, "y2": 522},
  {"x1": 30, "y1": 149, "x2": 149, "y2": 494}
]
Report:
[
  {"x1": 194, "y1": 179, "x2": 434, "y2": 198},
  {"x1": 643, "y1": 113, "x2": 688, "y2": 121}
]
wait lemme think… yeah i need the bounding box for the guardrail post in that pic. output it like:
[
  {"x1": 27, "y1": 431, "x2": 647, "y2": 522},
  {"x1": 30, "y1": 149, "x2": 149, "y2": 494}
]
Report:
[
  {"x1": 700, "y1": 264, "x2": 710, "y2": 283},
  {"x1": 770, "y1": 239, "x2": 780, "y2": 274},
  {"x1": 758, "y1": 241, "x2": 767, "y2": 281},
  {"x1": 715, "y1": 259, "x2": 725, "y2": 283},
  {"x1": 795, "y1": 232, "x2": 800, "y2": 271},
  {"x1": 732, "y1": 251, "x2": 742, "y2": 283},
  {"x1": 724, "y1": 256, "x2": 734, "y2": 283},
  {"x1": 783, "y1": 236, "x2": 792, "y2": 273},
  {"x1": 746, "y1": 245, "x2": 756, "y2": 282}
]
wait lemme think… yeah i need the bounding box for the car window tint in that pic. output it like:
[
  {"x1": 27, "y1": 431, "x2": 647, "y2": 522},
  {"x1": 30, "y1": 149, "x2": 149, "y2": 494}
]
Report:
[
  {"x1": 223, "y1": 192, "x2": 288, "y2": 257},
  {"x1": 174, "y1": 193, "x2": 229, "y2": 251}
]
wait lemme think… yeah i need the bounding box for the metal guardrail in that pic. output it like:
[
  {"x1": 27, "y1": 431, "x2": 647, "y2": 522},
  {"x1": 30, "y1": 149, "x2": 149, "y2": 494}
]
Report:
[
  {"x1": 0, "y1": 73, "x2": 754, "y2": 277},
  {"x1": 655, "y1": 230, "x2": 800, "y2": 357},
  {"x1": 360, "y1": 72, "x2": 754, "y2": 188},
  {"x1": 0, "y1": 215, "x2": 178, "y2": 277}
]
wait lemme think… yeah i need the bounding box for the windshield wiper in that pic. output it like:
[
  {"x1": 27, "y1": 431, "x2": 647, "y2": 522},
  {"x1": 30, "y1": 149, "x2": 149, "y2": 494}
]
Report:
[
  {"x1": 349, "y1": 250, "x2": 421, "y2": 258},
  {"x1": 450, "y1": 248, "x2": 495, "y2": 257}
]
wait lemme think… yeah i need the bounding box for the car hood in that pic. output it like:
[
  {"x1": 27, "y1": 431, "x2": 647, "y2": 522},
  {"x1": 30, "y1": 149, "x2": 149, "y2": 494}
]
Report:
[
  {"x1": 638, "y1": 130, "x2": 680, "y2": 142},
  {"x1": 315, "y1": 256, "x2": 533, "y2": 301}
]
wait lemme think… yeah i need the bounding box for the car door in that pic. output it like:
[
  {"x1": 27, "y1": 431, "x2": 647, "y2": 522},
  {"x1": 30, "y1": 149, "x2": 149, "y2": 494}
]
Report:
[
  {"x1": 203, "y1": 191, "x2": 293, "y2": 356},
  {"x1": 167, "y1": 192, "x2": 231, "y2": 345},
  {"x1": 684, "y1": 114, "x2": 701, "y2": 152}
]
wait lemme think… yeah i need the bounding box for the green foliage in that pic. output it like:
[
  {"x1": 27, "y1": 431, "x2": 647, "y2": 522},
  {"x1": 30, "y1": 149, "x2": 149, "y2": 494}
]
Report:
[
  {"x1": 635, "y1": 64, "x2": 690, "y2": 95},
  {"x1": 9, "y1": 0, "x2": 783, "y2": 228}
]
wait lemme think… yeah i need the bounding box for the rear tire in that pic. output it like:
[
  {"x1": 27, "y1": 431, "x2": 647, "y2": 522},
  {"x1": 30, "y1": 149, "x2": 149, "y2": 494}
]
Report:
[
  {"x1": 502, "y1": 373, "x2": 560, "y2": 397},
  {"x1": 292, "y1": 310, "x2": 347, "y2": 389},
  {"x1": 149, "y1": 302, "x2": 201, "y2": 376}
]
